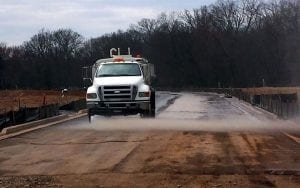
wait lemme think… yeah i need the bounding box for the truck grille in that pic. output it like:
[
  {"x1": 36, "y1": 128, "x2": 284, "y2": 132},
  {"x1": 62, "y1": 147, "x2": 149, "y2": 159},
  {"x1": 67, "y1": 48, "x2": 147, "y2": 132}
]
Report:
[{"x1": 99, "y1": 85, "x2": 137, "y2": 101}]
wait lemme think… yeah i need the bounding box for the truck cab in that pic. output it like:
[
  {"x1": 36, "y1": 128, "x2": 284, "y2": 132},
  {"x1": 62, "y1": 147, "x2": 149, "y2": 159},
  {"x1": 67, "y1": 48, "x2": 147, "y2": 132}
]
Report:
[{"x1": 85, "y1": 49, "x2": 155, "y2": 121}]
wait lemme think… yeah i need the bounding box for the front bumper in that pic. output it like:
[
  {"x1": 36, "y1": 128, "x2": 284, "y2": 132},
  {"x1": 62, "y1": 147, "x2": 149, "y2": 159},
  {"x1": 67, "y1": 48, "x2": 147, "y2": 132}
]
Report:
[{"x1": 87, "y1": 100, "x2": 150, "y2": 115}]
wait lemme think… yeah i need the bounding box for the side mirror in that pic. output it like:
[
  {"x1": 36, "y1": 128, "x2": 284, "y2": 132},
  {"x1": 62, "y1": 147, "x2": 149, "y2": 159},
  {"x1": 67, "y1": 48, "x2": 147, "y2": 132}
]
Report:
[
  {"x1": 83, "y1": 78, "x2": 93, "y2": 87},
  {"x1": 82, "y1": 66, "x2": 93, "y2": 86},
  {"x1": 150, "y1": 64, "x2": 156, "y2": 78}
]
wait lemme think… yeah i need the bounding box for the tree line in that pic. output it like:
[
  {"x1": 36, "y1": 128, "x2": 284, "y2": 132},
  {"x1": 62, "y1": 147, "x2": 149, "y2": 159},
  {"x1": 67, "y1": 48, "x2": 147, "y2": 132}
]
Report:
[{"x1": 0, "y1": 0, "x2": 299, "y2": 89}]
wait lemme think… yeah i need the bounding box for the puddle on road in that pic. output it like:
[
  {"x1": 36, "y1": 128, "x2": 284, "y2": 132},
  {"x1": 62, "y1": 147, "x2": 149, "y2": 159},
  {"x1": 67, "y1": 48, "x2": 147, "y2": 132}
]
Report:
[{"x1": 62, "y1": 92, "x2": 300, "y2": 133}]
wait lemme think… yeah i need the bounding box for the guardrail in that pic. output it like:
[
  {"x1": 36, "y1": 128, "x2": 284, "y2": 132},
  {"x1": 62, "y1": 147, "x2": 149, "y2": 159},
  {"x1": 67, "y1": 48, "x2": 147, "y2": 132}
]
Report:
[
  {"x1": 201, "y1": 88, "x2": 299, "y2": 119},
  {"x1": 0, "y1": 99, "x2": 86, "y2": 131}
]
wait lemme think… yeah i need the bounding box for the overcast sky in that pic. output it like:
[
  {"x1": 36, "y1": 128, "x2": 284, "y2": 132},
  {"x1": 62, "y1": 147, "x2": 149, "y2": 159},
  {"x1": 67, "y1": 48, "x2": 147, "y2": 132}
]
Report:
[{"x1": 0, "y1": 0, "x2": 217, "y2": 46}]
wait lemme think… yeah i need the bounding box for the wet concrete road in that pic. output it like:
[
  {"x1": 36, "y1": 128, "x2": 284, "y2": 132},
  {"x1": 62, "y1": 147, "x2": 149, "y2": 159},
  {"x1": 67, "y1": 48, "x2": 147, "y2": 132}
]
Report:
[{"x1": 0, "y1": 92, "x2": 299, "y2": 187}]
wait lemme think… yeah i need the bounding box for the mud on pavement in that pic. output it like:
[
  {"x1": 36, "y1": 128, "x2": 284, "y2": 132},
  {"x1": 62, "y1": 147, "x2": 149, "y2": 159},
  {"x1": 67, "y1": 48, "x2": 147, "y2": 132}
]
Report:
[{"x1": 0, "y1": 130, "x2": 299, "y2": 187}]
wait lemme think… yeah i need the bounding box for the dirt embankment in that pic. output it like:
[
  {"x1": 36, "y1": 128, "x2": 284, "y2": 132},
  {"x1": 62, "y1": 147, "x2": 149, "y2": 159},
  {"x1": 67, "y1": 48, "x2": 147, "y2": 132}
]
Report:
[{"x1": 0, "y1": 90, "x2": 85, "y2": 114}]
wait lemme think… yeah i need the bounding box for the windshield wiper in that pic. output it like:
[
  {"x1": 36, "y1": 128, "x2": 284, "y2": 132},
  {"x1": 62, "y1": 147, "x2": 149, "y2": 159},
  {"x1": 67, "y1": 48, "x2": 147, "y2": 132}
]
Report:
[
  {"x1": 97, "y1": 74, "x2": 117, "y2": 77},
  {"x1": 118, "y1": 74, "x2": 140, "y2": 76},
  {"x1": 98, "y1": 74, "x2": 140, "y2": 77}
]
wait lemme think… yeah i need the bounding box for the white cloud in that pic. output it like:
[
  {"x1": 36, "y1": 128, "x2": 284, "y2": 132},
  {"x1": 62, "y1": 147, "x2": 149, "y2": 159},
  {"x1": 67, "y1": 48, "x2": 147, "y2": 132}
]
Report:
[{"x1": 0, "y1": 0, "x2": 216, "y2": 45}]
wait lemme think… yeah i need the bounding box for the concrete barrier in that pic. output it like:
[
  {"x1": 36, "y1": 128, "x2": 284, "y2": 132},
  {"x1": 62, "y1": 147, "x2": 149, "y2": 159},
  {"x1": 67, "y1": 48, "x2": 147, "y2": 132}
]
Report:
[
  {"x1": 0, "y1": 112, "x2": 87, "y2": 139},
  {"x1": 203, "y1": 88, "x2": 300, "y2": 119},
  {"x1": 185, "y1": 88, "x2": 299, "y2": 119},
  {"x1": 1, "y1": 114, "x2": 68, "y2": 134},
  {"x1": 0, "y1": 99, "x2": 86, "y2": 131}
]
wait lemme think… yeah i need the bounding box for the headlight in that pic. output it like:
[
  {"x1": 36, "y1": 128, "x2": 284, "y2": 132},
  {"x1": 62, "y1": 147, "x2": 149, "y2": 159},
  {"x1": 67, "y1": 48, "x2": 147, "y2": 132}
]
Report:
[
  {"x1": 138, "y1": 91, "x2": 150, "y2": 97},
  {"x1": 86, "y1": 93, "x2": 97, "y2": 99}
]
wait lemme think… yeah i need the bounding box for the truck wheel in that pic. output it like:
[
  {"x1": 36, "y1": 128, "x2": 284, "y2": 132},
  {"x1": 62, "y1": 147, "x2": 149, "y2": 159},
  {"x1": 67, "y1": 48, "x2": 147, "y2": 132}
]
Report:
[
  {"x1": 88, "y1": 109, "x2": 92, "y2": 123},
  {"x1": 150, "y1": 108, "x2": 155, "y2": 118},
  {"x1": 150, "y1": 91, "x2": 156, "y2": 118},
  {"x1": 140, "y1": 91, "x2": 156, "y2": 118}
]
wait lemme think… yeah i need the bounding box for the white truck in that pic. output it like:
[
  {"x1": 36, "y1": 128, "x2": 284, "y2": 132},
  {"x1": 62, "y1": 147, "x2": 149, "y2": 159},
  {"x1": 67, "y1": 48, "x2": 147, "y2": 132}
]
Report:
[{"x1": 85, "y1": 48, "x2": 156, "y2": 121}]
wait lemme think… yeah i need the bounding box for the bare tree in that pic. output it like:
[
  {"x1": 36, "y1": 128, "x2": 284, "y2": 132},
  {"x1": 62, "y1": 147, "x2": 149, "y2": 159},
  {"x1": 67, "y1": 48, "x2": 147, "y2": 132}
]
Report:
[
  {"x1": 52, "y1": 29, "x2": 83, "y2": 59},
  {"x1": 1, "y1": 0, "x2": 298, "y2": 89}
]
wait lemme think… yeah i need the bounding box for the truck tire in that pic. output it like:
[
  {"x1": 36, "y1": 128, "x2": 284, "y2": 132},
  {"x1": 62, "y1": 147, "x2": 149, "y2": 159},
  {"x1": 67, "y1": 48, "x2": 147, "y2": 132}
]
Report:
[
  {"x1": 150, "y1": 108, "x2": 155, "y2": 118},
  {"x1": 140, "y1": 91, "x2": 155, "y2": 118},
  {"x1": 150, "y1": 91, "x2": 156, "y2": 118},
  {"x1": 88, "y1": 109, "x2": 92, "y2": 123}
]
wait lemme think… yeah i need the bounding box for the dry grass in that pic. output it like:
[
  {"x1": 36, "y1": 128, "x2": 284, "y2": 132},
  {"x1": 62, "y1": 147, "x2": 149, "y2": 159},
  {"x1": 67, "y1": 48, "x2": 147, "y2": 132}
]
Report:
[{"x1": 0, "y1": 90, "x2": 85, "y2": 113}]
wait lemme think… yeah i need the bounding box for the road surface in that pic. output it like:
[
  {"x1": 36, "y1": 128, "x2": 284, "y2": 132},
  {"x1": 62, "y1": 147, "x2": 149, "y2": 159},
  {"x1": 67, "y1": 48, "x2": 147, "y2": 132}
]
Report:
[{"x1": 0, "y1": 92, "x2": 299, "y2": 187}]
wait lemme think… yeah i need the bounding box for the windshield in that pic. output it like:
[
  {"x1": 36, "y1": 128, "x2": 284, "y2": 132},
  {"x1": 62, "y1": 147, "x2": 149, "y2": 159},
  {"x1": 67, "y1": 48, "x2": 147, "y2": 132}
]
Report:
[{"x1": 96, "y1": 63, "x2": 141, "y2": 77}]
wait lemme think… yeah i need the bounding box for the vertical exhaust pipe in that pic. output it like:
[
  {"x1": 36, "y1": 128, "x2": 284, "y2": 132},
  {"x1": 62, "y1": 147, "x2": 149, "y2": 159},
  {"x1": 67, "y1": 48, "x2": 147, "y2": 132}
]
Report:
[{"x1": 110, "y1": 48, "x2": 117, "y2": 57}]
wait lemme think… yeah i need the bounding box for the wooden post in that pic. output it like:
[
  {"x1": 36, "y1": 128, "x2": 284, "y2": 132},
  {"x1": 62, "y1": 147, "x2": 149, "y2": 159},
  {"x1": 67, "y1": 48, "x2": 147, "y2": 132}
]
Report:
[
  {"x1": 43, "y1": 94, "x2": 46, "y2": 106},
  {"x1": 286, "y1": 102, "x2": 289, "y2": 118},
  {"x1": 23, "y1": 106, "x2": 26, "y2": 122},
  {"x1": 278, "y1": 96, "x2": 282, "y2": 117},
  {"x1": 291, "y1": 102, "x2": 295, "y2": 118},
  {"x1": 38, "y1": 107, "x2": 41, "y2": 120},
  {"x1": 4, "y1": 108, "x2": 7, "y2": 126},
  {"x1": 12, "y1": 111, "x2": 15, "y2": 125},
  {"x1": 278, "y1": 100, "x2": 280, "y2": 116}
]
